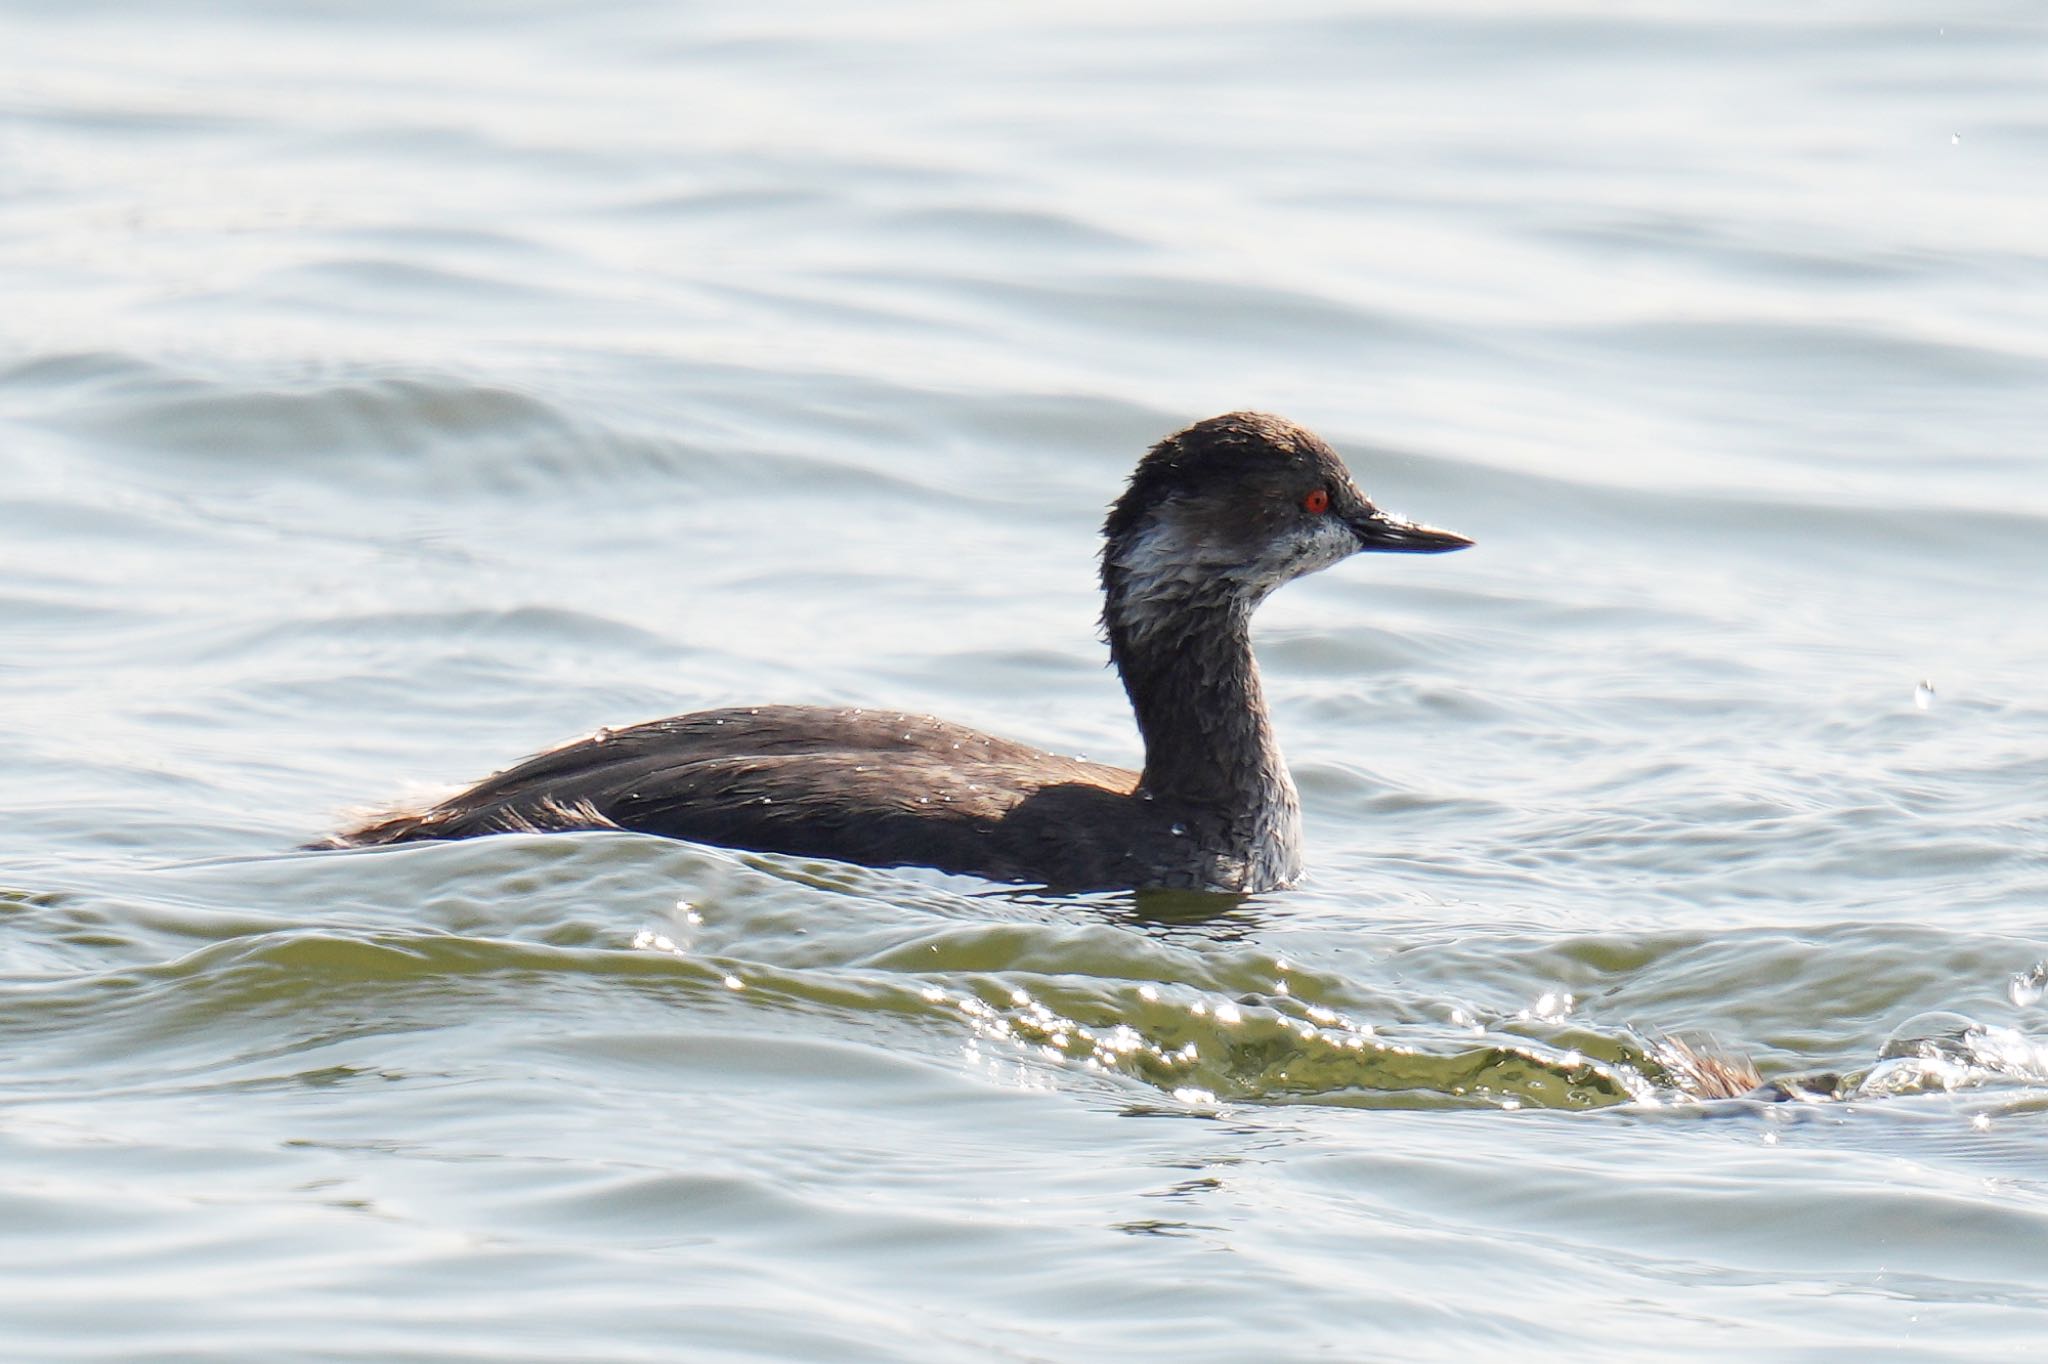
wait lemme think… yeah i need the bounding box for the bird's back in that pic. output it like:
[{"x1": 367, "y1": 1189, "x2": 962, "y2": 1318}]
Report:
[{"x1": 327, "y1": 705, "x2": 1199, "y2": 888}]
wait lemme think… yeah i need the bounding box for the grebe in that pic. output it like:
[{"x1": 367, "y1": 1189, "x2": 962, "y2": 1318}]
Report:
[{"x1": 323, "y1": 412, "x2": 1471, "y2": 891}]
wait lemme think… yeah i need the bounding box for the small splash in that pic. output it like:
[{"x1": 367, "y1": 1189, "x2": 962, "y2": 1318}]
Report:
[
  {"x1": 1857, "y1": 1011, "x2": 2048, "y2": 1096},
  {"x1": 1913, "y1": 680, "x2": 1935, "y2": 710}
]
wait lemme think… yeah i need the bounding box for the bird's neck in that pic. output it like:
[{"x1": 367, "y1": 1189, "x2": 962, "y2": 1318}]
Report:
[{"x1": 1102, "y1": 573, "x2": 1302, "y2": 883}]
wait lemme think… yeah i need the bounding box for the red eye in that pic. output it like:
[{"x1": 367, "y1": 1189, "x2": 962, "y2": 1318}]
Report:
[{"x1": 1302, "y1": 488, "x2": 1330, "y2": 515}]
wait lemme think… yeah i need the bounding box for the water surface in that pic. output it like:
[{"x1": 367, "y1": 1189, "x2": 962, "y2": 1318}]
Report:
[{"x1": 3, "y1": 2, "x2": 2047, "y2": 1359}]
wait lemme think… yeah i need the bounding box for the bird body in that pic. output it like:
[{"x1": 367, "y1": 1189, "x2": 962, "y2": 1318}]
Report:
[{"x1": 325, "y1": 413, "x2": 1471, "y2": 891}]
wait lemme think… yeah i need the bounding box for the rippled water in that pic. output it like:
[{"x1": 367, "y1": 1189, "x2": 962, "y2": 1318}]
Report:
[{"x1": 5, "y1": 2, "x2": 2048, "y2": 1359}]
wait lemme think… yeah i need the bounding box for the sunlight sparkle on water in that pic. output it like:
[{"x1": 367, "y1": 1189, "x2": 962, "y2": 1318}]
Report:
[{"x1": 631, "y1": 929, "x2": 684, "y2": 956}]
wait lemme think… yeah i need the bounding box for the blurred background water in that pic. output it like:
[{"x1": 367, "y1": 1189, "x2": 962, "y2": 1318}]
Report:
[{"x1": 3, "y1": 1, "x2": 2047, "y2": 1359}]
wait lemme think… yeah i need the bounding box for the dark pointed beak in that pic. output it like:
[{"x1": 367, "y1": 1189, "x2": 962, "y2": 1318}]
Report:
[{"x1": 1348, "y1": 508, "x2": 1474, "y2": 554}]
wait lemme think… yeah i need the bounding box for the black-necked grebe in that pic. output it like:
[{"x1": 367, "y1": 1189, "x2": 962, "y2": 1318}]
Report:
[{"x1": 323, "y1": 412, "x2": 1472, "y2": 891}]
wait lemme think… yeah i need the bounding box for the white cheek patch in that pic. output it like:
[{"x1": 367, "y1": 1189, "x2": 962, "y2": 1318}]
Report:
[
  {"x1": 1110, "y1": 512, "x2": 1243, "y2": 603},
  {"x1": 1108, "y1": 510, "x2": 1359, "y2": 644},
  {"x1": 1242, "y1": 517, "x2": 1359, "y2": 597}
]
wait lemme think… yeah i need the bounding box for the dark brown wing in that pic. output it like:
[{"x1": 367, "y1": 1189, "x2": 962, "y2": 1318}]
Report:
[{"x1": 326, "y1": 705, "x2": 1165, "y2": 886}]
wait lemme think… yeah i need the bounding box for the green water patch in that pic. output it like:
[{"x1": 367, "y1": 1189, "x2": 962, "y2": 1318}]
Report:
[{"x1": 8, "y1": 838, "x2": 2048, "y2": 1119}]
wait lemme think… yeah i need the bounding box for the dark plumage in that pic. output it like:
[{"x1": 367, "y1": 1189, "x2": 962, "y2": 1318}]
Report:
[{"x1": 322, "y1": 412, "x2": 1472, "y2": 891}]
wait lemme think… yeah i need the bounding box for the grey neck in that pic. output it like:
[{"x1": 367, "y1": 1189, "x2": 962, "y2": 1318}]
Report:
[{"x1": 1103, "y1": 580, "x2": 1303, "y2": 889}]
